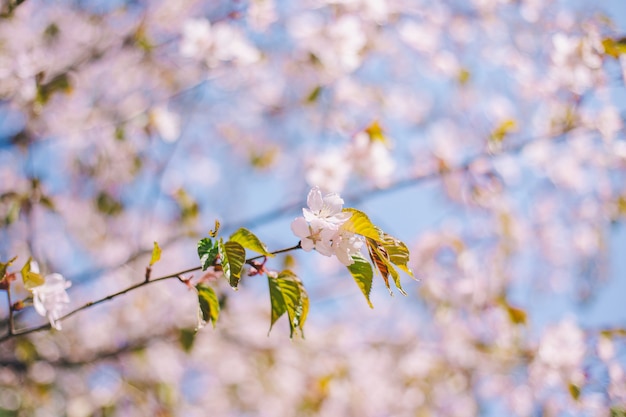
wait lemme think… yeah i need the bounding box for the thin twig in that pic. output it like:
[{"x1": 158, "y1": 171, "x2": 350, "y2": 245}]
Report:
[
  {"x1": 246, "y1": 242, "x2": 302, "y2": 263},
  {"x1": 6, "y1": 287, "x2": 14, "y2": 335}
]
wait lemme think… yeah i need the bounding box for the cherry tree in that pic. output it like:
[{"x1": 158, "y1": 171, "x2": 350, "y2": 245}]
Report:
[{"x1": 0, "y1": 0, "x2": 625, "y2": 416}]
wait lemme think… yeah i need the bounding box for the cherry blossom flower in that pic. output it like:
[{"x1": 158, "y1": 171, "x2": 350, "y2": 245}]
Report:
[
  {"x1": 290, "y1": 216, "x2": 335, "y2": 255},
  {"x1": 180, "y1": 19, "x2": 213, "y2": 59},
  {"x1": 180, "y1": 18, "x2": 260, "y2": 66},
  {"x1": 305, "y1": 148, "x2": 351, "y2": 193},
  {"x1": 292, "y1": 187, "x2": 361, "y2": 265},
  {"x1": 31, "y1": 273, "x2": 72, "y2": 331},
  {"x1": 151, "y1": 106, "x2": 181, "y2": 143},
  {"x1": 331, "y1": 229, "x2": 364, "y2": 266},
  {"x1": 302, "y1": 186, "x2": 351, "y2": 225},
  {"x1": 348, "y1": 132, "x2": 395, "y2": 188}
]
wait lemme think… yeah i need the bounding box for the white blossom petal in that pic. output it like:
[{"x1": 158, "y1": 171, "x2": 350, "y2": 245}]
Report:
[{"x1": 31, "y1": 273, "x2": 72, "y2": 331}]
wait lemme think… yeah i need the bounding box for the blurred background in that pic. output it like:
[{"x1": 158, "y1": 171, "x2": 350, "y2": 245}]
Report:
[{"x1": 0, "y1": 0, "x2": 625, "y2": 416}]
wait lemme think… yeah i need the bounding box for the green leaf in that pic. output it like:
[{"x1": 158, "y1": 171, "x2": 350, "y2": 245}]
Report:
[
  {"x1": 268, "y1": 270, "x2": 308, "y2": 337},
  {"x1": 229, "y1": 228, "x2": 274, "y2": 257},
  {"x1": 95, "y1": 191, "x2": 123, "y2": 216},
  {"x1": 0, "y1": 256, "x2": 17, "y2": 279},
  {"x1": 268, "y1": 275, "x2": 287, "y2": 329},
  {"x1": 20, "y1": 257, "x2": 44, "y2": 290},
  {"x1": 179, "y1": 328, "x2": 197, "y2": 353},
  {"x1": 347, "y1": 254, "x2": 374, "y2": 308},
  {"x1": 611, "y1": 407, "x2": 626, "y2": 417},
  {"x1": 305, "y1": 85, "x2": 323, "y2": 103},
  {"x1": 340, "y1": 208, "x2": 383, "y2": 242},
  {"x1": 36, "y1": 73, "x2": 72, "y2": 105},
  {"x1": 219, "y1": 239, "x2": 246, "y2": 289},
  {"x1": 149, "y1": 241, "x2": 162, "y2": 266},
  {"x1": 39, "y1": 195, "x2": 55, "y2": 211},
  {"x1": 4, "y1": 199, "x2": 20, "y2": 225},
  {"x1": 197, "y1": 238, "x2": 219, "y2": 271},
  {"x1": 297, "y1": 280, "x2": 309, "y2": 335},
  {"x1": 196, "y1": 284, "x2": 220, "y2": 329}
]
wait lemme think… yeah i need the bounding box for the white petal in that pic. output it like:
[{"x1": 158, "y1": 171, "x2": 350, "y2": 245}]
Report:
[
  {"x1": 302, "y1": 208, "x2": 317, "y2": 222},
  {"x1": 315, "y1": 239, "x2": 333, "y2": 256},
  {"x1": 322, "y1": 193, "x2": 344, "y2": 215},
  {"x1": 307, "y1": 187, "x2": 324, "y2": 212},
  {"x1": 300, "y1": 239, "x2": 315, "y2": 252},
  {"x1": 335, "y1": 249, "x2": 354, "y2": 266},
  {"x1": 32, "y1": 291, "x2": 47, "y2": 317},
  {"x1": 290, "y1": 217, "x2": 310, "y2": 239}
]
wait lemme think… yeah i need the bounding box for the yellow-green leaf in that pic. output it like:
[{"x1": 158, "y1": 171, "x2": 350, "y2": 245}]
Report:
[
  {"x1": 367, "y1": 239, "x2": 406, "y2": 296},
  {"x1": 268, "y1": 270, "x2": 308, "y2": 337},
  {"x1": 36, "y1": 73, "x2": 72, "y2": 105},
  {"x1": 490, "y1": 119, "x2": 517, "y2": 143},
  {"x1": 0, "y1": 256, "x2": 17, "y2": 279},
  {"x1": 506, "y1": 305, "x2": 527, "y2": 325},
  {"x1": 497, "y1": 297, "x2": 527, "y2": 325},
  {"x1": 305, "y1": 85, "x2": 323, "y2": 103},
  {"x1": 179, "y1": 328, "x2": 197, "y2": 353},
  {"x1": 219, "y1": 239, "x2": 246, "y2": 289},
  {"x1": 603, "y1": 37, "x2": 626, "y2": 59},
  {"x1": 340, "y1": 208, "x2": 382, "y2": 242},
  {"x1": 611, "y1": 407, "x2": 626, "y2": 417},
  {"x1": 601, "y1": 328, "x2": 626, "y2": 338},
  {"x1": 175, "y1": 188, "x2": 199, "y2": 224},
  {"x1": 568, "y1": 383, "x2": 581, "y2": 401},
  {"x1": 387, "y1": 259, "x2": 406, "y2": 296},
  {"x1": 458, "y1": 68, "x2": 471, "y2": 85},
  {"x1": 268, "y1": 275, "x2": 287, "y2": 329},
  {"x1": 296, "y1": 278, "x2": 309, "y2": 335},
  {"x1": 149, "y1": 241, "x2": 162, "y2": 266},
  {"x1": 380, "y1": 233, "x2": 414, "y2": 278},
  {"x1": 365, "y1": 120, "x2": 387, "y2": 144},
  {"x1": 21, "y1": 257, "x2": 44, "y2": 290},
  {"x1": 209, "y1": 219, "x2": 220, "y2": 237},
  {"x1": 196, "y1": 284, "x2": 220, "y2": 329},
  {"x1": 229, "y1": 228, "x2": 274, "y2": 257},
  {"x1": 347, "y1": 254, "x2": 374, "y2": 308}
]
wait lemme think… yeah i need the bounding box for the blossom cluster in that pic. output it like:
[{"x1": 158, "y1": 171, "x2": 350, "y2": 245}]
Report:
[
  {"x1": 306, "y1": 130, "x2": 396, "y2": 193},
  {"x1": 291, "y1": 187, "x2": 363, "y2": 266}
]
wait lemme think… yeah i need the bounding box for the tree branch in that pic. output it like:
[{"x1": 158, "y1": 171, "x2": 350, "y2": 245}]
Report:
[
  {"x1": 0, "y1": 244, "x2": 302, "y2": 343},
  {"x1": 5, "y1": 287, "x2": 14, "y2": 335}
]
